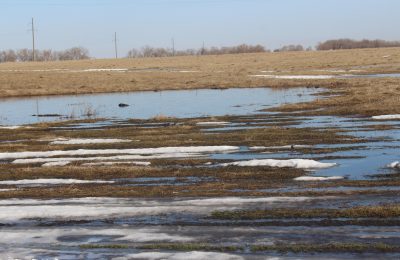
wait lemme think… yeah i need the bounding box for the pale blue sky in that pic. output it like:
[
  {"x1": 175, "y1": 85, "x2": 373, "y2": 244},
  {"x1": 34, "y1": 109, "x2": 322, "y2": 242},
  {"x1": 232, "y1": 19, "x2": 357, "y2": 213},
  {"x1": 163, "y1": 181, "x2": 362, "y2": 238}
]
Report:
[{"x1": 0, "y1": 0, "x2": 399, "y2": 58}]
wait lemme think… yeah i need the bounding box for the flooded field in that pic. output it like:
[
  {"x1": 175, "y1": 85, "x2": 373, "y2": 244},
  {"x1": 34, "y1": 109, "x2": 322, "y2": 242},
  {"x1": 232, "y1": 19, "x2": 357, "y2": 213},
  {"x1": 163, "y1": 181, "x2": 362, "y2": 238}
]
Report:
[
  {"x1": 0, "y1": 87, "x2": 318, "y2": 126},
  {"x1": 1, "y1": 87, "x2": 400, "y2": 259}
]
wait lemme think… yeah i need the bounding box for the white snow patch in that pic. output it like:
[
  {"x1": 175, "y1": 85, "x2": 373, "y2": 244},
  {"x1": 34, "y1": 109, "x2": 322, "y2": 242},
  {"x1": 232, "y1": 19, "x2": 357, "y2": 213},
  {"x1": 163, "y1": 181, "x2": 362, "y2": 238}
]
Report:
[
  {"x1": 294, "y1": 176, "x2": 344, "y2": 181},
  {"x1": 387, "y1": 161, "x2": 400, "y2": 169},
  {"x1": 0, "y1": 146, "x2": 239, "y2": 160},
  {"x1": 250, "y1": 75, "x2": 335, "y2": 79},
  {"x1": 177, "y1": 70, "x2": 200, "y2": 73},
  {"x1": 0, "y1": 179, "x2": 114, "y2": 185},
  {"x1": 0, "y1": 196, "x2": 321, "y2": 222},
  {"x1": 117, "y1": 251, "x2": 244, "y2": 260},
  {"x1": 82, "y1": 161, "x2": 151, "y2": 166},
  {"x1": 315, "y1": 69, "x2": 346, "y2": 73},
  {"x1": 82, "y1": 68, "x2": 128, "y2": 72},
  {"x1": 249, "y1": 146, "x2": 267, "y2": 150},
  {"x1": 50, "y1": 138, "x2": 131, "y2": 145},
  {"x1": 372, "y1": 114, "x2": 400, "y2": 120},
  {"x1": 42, "y1": 161, "x2": 71, "y2": 167},
  {"x1": 221, "y1": 159, "x2": 337, "y2": 169},
  {"x1": 0, "y1": 227, "x2": 192, "y2": 245},
  {"x1": 196, "y1": 121, "x2": 230, "y2": 126},
  {"x1": 14, "y1": 153, "x2": 205, "y2": 165},
  {"x1": 0, "y1": 126, "x2": 23, "y2": 130}
]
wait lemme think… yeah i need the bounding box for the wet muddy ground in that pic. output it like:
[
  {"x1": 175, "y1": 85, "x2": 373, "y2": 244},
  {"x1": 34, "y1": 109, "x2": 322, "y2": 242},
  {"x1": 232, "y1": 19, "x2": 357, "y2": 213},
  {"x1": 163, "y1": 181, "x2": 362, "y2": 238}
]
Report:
[{"x1": 0, "y1": 87, "x2": 400, "y2": 259}]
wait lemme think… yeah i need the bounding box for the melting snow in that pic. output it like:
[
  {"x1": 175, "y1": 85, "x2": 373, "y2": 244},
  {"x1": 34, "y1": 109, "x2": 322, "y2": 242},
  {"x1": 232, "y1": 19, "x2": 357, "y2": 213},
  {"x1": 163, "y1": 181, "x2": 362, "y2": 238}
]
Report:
[
  {"x1": 82, "y1": 161, "x2": 151, "y2": 166},
  {"x1": 50, "y1": 138, "x2": 131, "y2": 145},
  {"x1": 82, "y1": 68, "x2": 128, "y2": 72},
  {"x1": 0, "y1": 146, "x2": 239, "y2": 160},
  {"x1": 177, "y1": 70, "x2": 200, "y2": 73},
  {"x1": 294, "y1": 176, "x2": 344, "y2": 181},
  {"x1": 221, "y1": 159, "x2": 337, "y2": 169},
  {"x1": 251, "y1": 75, "x2": 335, "y2": 79},
  {"x1": 0, "y1": 126, "x2": 23, "y2": 130},
  {"x1": 0, "y1": 179, "x2": 114, "y2": 185},
  {"x1": 42, "y1": 161, "x2": 71, "y2": 167},
  {"x1": 387, "y1": 161, "x2": 400, "y2": 169},
  {"x1": 196, "y1": 121, "x2": 230, "y2": 126},
  {"x1": 0, "y1": 227, "x2": 193, "y2": 245},
  {"x1": 372, "y1": 114, "x2": 400, "y2": 120},
  {"x1": 0, "y1": 196, "x2": 321, "y2": 222},
  {"x1": 14, "y1": 153, "x2": 205, "y2": 165}
]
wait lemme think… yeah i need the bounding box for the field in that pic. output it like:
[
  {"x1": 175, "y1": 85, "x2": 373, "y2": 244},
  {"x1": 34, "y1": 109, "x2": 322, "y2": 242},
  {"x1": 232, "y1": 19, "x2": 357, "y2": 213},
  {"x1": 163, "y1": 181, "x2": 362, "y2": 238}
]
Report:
[{"x1": 1, "y1": 48, "x2": 400, "y2": 259}]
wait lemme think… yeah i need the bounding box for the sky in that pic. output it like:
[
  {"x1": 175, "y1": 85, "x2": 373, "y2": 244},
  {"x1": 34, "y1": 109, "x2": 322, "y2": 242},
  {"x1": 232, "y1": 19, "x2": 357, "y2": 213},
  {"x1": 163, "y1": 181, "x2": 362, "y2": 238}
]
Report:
[{"x1": 0, "y1": 0, "x2": 399, "y2": 58}]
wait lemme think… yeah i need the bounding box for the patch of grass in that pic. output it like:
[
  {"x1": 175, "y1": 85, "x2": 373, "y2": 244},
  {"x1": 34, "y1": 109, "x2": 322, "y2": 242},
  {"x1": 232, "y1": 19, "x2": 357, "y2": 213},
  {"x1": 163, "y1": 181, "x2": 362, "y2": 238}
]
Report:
[
  {"x1": 210, "y1": 205, "x2": 400, "y2": 220},
  {"x1": 138, "y1": 243, "x2": 243, "y2": 252},
  {"x1": 82, "y1": 242, "x2": 400, "y2": 253},
  {"x1": 80, "y1": 244, "x2": 129, "y2": 249},
  {"x1": 251, "y1": 242, "x2": 399, "y2": 253}
]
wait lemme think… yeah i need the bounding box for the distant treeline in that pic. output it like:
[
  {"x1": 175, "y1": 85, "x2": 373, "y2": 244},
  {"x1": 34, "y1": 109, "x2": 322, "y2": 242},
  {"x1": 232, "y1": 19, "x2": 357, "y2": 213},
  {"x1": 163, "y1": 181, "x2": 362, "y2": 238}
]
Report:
[
  {"x1": 273, "y1": 45, "x2": 312, "y2": 52},
  {"x1": 317, "y1": 39, "x2": 400, "y2": 50},
  {"x1": 127, "y1": 44, "x2": 267, "y2": 58},
  {"x1": 1, "y1": 39, "x2": 400, "y2": 63},
  {"x1": 0, "y1": 47, "x2": 89, "y2": 63}
]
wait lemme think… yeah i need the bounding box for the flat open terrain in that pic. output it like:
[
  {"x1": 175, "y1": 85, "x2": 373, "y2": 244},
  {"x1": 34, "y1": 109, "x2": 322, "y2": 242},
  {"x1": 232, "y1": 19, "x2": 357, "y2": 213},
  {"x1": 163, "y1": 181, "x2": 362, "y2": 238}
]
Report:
[
  {"x1": 1, "y1": 48, "x2": 400, "y2": 259},
  {"x1": 1, "y1": 48, "x2": 400, "y2": 116}
]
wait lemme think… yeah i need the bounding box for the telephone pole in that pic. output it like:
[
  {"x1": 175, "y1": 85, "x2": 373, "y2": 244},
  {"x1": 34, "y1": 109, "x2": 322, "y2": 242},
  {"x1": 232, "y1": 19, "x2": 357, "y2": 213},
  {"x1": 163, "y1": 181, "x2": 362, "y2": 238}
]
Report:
[
  {"x1": 31, "y1": 17, "x2": 35, "y2": 61},
  {"x1": 172, "y1": 38, "x2": 175, "y2": 56},
  {"x1": 114, "y1": 32, "x2": 118, "y2": 59}
]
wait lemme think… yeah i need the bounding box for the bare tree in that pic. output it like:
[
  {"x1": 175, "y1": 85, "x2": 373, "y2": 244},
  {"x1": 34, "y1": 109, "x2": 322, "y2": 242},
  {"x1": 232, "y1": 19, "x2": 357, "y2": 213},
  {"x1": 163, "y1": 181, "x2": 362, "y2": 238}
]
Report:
[
  {"x1": 317, "y1": 39, "x2": 400, "y2": 50},
  {"x1": 126, "y1": 44, "x2": 268, "y2": 58},
  {"x1": 275, "y1": 45, "x2": 304, "y2": 52},
  {"x1": 0, "y1": 50, "x2": 17, "y2": 62},
  {"x1": 58, "y1": 47, "x2": 90, "y2": 60}
]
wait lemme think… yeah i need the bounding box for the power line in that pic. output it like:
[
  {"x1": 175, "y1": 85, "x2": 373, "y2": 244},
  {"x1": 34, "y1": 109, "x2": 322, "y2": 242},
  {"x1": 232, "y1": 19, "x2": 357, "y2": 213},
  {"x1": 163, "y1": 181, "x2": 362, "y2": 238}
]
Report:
[{"x1": 172, "y1": 37, "x2": 175, "y2": 56}]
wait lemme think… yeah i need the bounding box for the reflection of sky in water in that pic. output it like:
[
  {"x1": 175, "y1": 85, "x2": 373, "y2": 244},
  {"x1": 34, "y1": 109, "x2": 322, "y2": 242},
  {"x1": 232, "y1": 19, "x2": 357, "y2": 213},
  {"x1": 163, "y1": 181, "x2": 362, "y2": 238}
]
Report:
[
  {"x1": 0, "y1": 87, "x2": 319, "y2": 125},
  {"x1": 1, "y1": 87, "x2": 399, "y2": 180},
  {"x1": 210, "y1": 115, "x2": 400, "y2": 180}
]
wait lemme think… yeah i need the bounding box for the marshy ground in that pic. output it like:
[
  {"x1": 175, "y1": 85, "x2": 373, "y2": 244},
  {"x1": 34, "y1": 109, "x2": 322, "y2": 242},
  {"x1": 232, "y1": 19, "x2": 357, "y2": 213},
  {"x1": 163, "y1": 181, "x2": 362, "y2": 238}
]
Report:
[{"x1": 0, "y1": 48, "x2": 400, "y2": 259}]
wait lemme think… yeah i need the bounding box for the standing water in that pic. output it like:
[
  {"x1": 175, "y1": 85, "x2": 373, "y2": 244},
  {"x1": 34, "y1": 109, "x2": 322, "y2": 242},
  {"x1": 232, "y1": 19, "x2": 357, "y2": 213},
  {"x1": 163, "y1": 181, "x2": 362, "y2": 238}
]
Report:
[{"x1": 0, "y1": 87, "x2": 319, "y2": 125}]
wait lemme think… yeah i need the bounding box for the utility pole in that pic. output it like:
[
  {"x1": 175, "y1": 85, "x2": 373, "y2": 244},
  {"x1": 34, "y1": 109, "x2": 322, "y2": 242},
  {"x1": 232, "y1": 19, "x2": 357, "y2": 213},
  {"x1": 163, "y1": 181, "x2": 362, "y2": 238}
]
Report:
[
  {"x1": 114, "y1": 32, "x2": 118, "y2": 59},
  {"x1": 172, "y1": 38, "x2": 175, "y2": 56},
  {"x1": 31, "y1": 17, "x2": 35, "y2": 61}
]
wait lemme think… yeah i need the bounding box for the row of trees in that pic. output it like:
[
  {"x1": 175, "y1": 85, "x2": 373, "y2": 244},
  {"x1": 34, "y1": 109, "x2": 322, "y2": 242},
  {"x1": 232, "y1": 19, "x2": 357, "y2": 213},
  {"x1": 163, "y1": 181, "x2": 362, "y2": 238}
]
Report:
[
  {"x1": 0, "y1": 47, "x2": 90, "y2": 63},
  {"x1": 1, "y1": 39, "x2": 400, "y2": 62},
  {"x1": 127, "y1": 44, "x2": 267, "y2": 58},
  {"x1": 316, "y1": 39, "x2": 400, "y2": 50},
  {"x1": 273, "y1": 45, "x2": 311, "y2": 52}
]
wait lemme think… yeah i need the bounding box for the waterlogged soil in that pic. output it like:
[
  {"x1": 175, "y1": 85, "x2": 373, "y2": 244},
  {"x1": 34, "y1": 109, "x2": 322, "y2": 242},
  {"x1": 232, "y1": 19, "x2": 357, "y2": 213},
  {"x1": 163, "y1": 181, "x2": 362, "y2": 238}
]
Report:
[
  {"x1": 0, "y1": 87, "x2": 320, "y2": 125},
  {"x1": 0, "y1": 87, "x2": 400, "y2": 259}
]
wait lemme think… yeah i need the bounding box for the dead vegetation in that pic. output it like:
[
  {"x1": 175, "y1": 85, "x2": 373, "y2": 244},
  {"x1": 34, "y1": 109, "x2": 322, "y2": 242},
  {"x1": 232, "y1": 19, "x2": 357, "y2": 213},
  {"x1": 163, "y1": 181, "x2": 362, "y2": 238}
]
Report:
[{"x1": 210, "y1": 205, "x2": 400, "y2": 220}]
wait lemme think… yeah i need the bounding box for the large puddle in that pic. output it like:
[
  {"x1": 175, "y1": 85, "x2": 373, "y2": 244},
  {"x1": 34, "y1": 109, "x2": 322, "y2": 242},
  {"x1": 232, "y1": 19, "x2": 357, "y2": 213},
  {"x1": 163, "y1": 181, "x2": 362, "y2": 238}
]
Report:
[{"x1": 0, "y1": 87, "x2": 319, "y2": 126}]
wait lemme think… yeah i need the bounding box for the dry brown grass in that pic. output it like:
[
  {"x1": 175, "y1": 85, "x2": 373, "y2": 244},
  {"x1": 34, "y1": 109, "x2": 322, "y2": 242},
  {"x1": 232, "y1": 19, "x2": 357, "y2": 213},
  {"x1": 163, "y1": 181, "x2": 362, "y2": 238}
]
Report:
[
  {"x1": 270, "y1": 77, "x2": 400, "y2": 116},
  {"x1": 210, "y1": 205, "x2": 400, "y2": 219},
  {"x1": 1, "y1": 48, "x2": 399, "y2": 116},
  {"x1": 0, "y1": 48, "x2": 399, "y2": 97}
]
